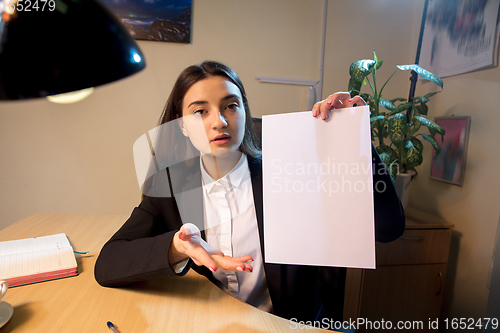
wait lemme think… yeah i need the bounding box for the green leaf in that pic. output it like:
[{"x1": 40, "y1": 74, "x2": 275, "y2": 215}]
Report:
[
  {"x1": 389, "y1": 160, "x2": 400, "y2": 182},
  {"x1": 410, "y1": 137, "x2": 424, "y2": 151},
  {"x1": 387, "y1": 145, "x2": 397, "y2": 157},
  {"x1": 373, "y1": 50, "x2": 383, "y2": 69},
  {"x1": 379, "y1": 152, "x2": 391, "y2": 167},
  {"x1": 390, "y1": 97, "x2": 406, "y2": 103},
  {"x1": 404, "y1": 140, "x2": 423, "y2": 168},
  {"x1": 379, "y1": 98, "x2": 397, "y2": 111},
  {"x1": 386, "y1": 102, "x2": 413, "y2": 117},
  {"x1": 386, "y1": 110, "x2": 401, "y2": 118},
  {"x1": 396, "y1": 64, "x2": 443, "y2": 88},
  {"x1": 428, "y1": 128, "x2": 438, "y2": 141},
  {"x1": 360, "y1": 93, "x2": 373, "y2": 105},
  {"x1": 350, "y1": 60, "x2": 376, "y2": 80},
  {"x1": 408, "y1": 116, "x2": 421, "y2": 137},
  {"x1": 412, "y1": 96, "x2": 430, "y2": 104},
  {"x1": 348, "y1": 78, "x2": 362, "y2": 97},
  {"x1": 412, "y1": 105, "x2": 420, "y2": 117},
  {"x1": 421, "y1": 133, "x2": 442, "y2": 154},
  {"x1": 382, "y1": 125, "x2": 389, "y2": 138},
  {"x1": 415, "y1": 103, "x2": 428, "y2": 116},
  {"x1": 414, "y1": 116, "x2": 446, "y2": 136},
  {"x1": 424, "y1": 91, "x2": 440, "y2": 99},
  {"x1": 360, "y1": 93, "x2": 375, "y2": 114},
  {"x1": 395, "y1": 102, "x2": 414, "y2": 112},
  {"x1": 348, "y1": 58, "x2": 380, "y2": 95},
  {"x1": 370, "y1": 115, "x2": 385, "y2": 123},
  {"x1": 388, "y1": 113, "x2": 407, "y2": 145}
]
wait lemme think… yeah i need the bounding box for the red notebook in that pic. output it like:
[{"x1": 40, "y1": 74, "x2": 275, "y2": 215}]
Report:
[{"x1": 0, "y1": 233, "x2": 78, "y2": 287}]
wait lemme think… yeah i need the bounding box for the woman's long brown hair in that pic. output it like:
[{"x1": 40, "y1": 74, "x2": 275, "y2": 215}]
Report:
[
  {"x1": 158, "y1": 60, "x2": 261, "y2": 160},
  {"x1": 141, "y1": 61, "x2": 261, "y2": 200}
]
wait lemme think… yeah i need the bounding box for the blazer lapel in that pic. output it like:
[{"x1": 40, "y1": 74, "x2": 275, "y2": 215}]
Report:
[
  {"x1": 248, "y1": 156, "x2": 283, "y2": 314},
  {"x1": 248, "y1": 156, "x2": 264, "y2": 257},
  {"x1": 168, "y1": 156, "x2": 207, "y2": 241}
]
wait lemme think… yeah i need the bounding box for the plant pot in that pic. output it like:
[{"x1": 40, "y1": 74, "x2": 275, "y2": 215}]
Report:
[{"x1": 394, "y1": 171, "x2": 415, "y2": 209}]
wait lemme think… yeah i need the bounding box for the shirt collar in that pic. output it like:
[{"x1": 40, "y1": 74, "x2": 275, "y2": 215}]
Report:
[{"x1": 200, "y1": 153, "x2": 248, "y2": 193}]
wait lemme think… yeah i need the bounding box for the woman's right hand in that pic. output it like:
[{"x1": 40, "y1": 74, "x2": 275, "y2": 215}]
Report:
[{"x1": 169, "y1": 223, "x2": 253, "y2": 273}]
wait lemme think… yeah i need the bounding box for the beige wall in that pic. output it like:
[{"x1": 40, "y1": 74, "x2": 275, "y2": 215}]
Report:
[
  {"x1": 405, "y1": 3, "x2": 500, "y2": 326},
  {"x1": 409, "y1": 57, "x2": 500, "y2": 324},
  {"x1": 325, "y1": 1, "x2": 500, "y2": 325},
  {"x1": 322, "y1": 0, "x2": 421, "y2": 99},
  {"x1": 0, "y1": 0, "x2": 323, "y2": 228},
  {"x1": 1, "y1": 0, "x2": 498, "y2": 329}
]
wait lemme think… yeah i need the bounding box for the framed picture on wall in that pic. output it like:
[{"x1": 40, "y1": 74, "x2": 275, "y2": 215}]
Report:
[
  {"x1": 100, "y1": 0, "x2": 192, "y2": 43},
  {"x1": 418, "y1": 0, "x2": 500, "y2": 78},
  {"x1": 429, "y1": 116, "x2": 471, "y2": 186}
]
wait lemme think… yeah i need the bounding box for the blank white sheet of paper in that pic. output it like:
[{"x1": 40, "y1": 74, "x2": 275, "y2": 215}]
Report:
[{"x1": 262, "y1": 106, "x2": 375, "y2": 268}]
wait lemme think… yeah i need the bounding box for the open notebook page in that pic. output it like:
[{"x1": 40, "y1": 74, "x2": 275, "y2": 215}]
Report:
[{"x1": 0, "y1": 233, "x2": 77, "y2": 286}]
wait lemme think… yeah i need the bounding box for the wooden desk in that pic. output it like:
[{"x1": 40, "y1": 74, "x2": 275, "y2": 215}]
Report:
[{"x1": 0, "y1": 214, "x2": 328, "y2": 332}]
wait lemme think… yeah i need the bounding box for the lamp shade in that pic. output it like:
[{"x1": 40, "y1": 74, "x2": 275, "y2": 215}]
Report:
[{"x1": 0, "y1": 0, "x2": 146, "y2": 100}]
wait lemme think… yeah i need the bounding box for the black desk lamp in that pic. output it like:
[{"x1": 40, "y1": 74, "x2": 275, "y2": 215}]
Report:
[{"x1": 0, "y1": 0, "x2": 146, "y2": 100}]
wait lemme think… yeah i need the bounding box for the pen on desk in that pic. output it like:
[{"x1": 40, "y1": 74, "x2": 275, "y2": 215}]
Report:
[{"x1": 107, "y1": 321, "x2": 121, "y2": 333}]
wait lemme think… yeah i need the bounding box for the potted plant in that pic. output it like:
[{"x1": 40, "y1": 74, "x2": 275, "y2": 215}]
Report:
[{"x1": 347, "y1": 52, "x2": 445, "y2": 207}]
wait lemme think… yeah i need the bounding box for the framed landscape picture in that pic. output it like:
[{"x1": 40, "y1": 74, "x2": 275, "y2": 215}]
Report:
[
  {"x1": 100, "y1": 0, "x2": 192, "y2": 43},
  {"x1": 429, "y1": 116, "x2": 471, "y2": 186}
]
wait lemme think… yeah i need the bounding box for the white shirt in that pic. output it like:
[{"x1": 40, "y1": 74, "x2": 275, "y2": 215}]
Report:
[{"x1": 200, "y1": 153, "x2": 273, "y2": 312}]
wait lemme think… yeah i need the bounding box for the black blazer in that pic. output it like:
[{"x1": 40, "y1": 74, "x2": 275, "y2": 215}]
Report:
[{"x1": 95, "y1": 145, "x2": 405, "y2": 322}]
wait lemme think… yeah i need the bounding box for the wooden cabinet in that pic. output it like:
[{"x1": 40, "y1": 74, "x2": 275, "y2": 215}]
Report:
[{"x1": 343, "y1": 208, "x2": 453, "y2": 332}]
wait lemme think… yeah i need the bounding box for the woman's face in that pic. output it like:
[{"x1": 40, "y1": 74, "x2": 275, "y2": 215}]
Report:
[{"x1": 180, "y1": 76, "x2": 246, "y2": 157}]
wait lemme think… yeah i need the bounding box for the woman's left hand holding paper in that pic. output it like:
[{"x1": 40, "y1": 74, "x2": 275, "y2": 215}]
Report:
[{"x1": 312, "y1": 92, "x2": 366, "y2": 120}]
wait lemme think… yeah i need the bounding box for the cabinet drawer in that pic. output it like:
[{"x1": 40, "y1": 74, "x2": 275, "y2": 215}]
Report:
[
  {"x1": 376, "y1": 229, "x2": 452, "y2": 265},
  {"x1": 358, "y1": 264, "x2": 447, "y2": 332}
]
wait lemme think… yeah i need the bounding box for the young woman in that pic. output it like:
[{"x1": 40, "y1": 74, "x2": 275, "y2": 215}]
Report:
[{"x1": 94, "y1": 61, "x2": 405, "y2": 322}]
